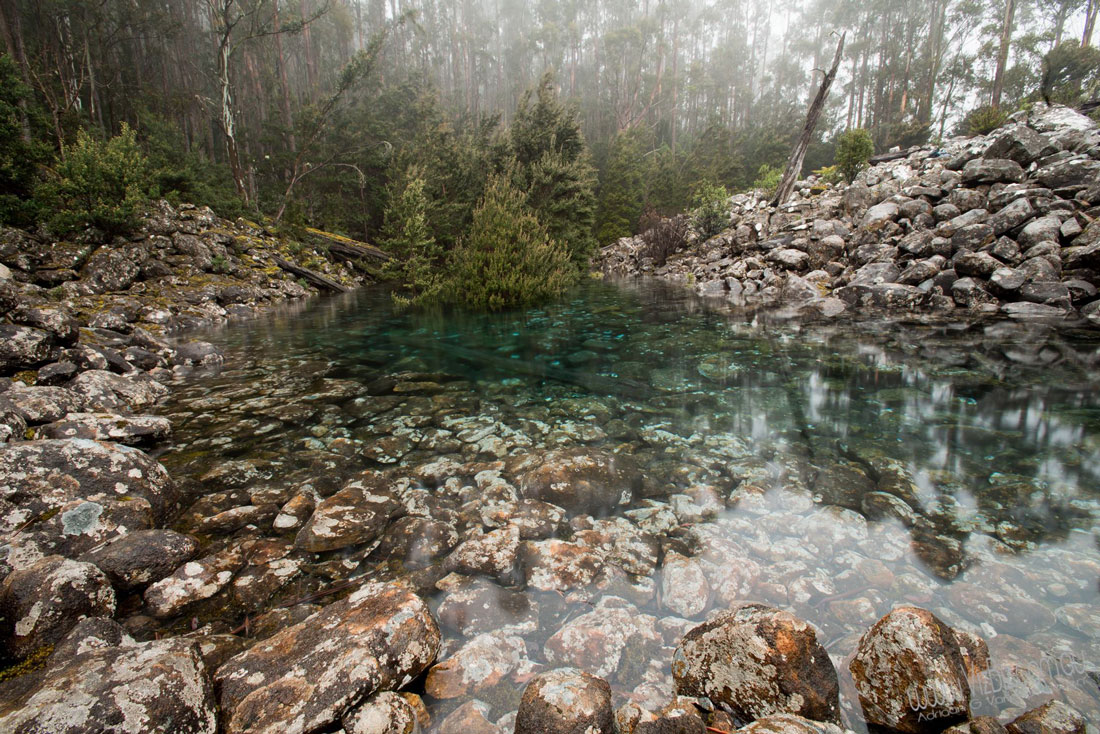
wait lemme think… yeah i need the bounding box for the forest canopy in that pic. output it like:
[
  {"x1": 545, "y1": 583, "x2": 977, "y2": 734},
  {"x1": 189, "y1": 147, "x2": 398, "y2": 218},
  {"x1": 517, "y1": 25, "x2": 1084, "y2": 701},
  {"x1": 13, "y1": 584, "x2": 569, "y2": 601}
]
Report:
[{"x1": 0, "y1": 0, "x2": 1097, "y2": 252}]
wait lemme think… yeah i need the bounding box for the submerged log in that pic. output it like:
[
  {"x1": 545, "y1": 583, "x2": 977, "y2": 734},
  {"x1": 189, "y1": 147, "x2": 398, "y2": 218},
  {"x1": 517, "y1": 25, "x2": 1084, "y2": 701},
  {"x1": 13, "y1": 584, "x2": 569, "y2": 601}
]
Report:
[{"x1": 273, "y1": 257, "x2": 350, "y2": 293}]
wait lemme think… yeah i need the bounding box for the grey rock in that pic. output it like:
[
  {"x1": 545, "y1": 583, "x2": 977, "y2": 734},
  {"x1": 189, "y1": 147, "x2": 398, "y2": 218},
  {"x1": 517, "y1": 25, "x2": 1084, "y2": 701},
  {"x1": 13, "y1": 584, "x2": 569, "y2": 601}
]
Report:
[
  {"x1": 961, "y1": 158, "x2": 1025, "y2": 184},
  {"x1": 8, "y1": 305, "x2": 80, "y2": 345},
  {"x1": 295, "y1": 472, "x2": 403, "y2": 552},
  {"x1": 81, "y1": 529, "x2": 199, "y2": 592},
  {"x1": 951, "y1": 224, "x2": 995, "y2": 253},
  {"x1": 673, "y1": 603, "x2": 840, "y2": 724},
  {"x1": 1005, "y1": 699, "x2": 1086, "y2": 734},
  {"x1": 66, "y1": 369, "x2": 169, "y2": 412},
  {"x1": 0, "y1": 555, "x2": 116, "y2": 659},
  {"x1": 1001, "y1": 302, "x2": 1071, "y2": 320},
  {"x1": 37, "y1": 412, "x2": 172, "y2": 445},
  {"x1": 80, "y1": 248, "x2": 142, "y2": 294},
  {"x1": 989, "y1": 197, "x2": 1036, "y2": 236},
  {"x1": 0, "y1": 636, "x2": 217, "y2": 734},
  {"x1": 172, "y1": 341, "x2": 224, "y2": 368},
  {"x1": 516, "y1": 669, "x2": 615, "y2": 734},
  {"x1": 989, "y1": 268, "x2": 1028, "y2": 295},
  {"x1": 0, "y1": 385, "x2": 86, "y2": 424},
  {"x1": 984, "y1": 125, "x2": 1049, "y2": 165},
  {"x1": 1018, "y1": 217, "x2": 1063, "y2": 248},
  {"x1": 143, "y1": 547, "x2": 243, "y2": 619},
  {"x1": 0, "y1": 325, "x2": 55, "y2": 372},
  {"x1": 514, "y1": 448, "x2": 640, "y2": 516},
  {"x1": 849, "y1": 262, "x2": 901, "y2": 287},
  {"x1": 951, "y1": 278, "x2": 999, "y2": 308},
  {"x1": 834, "y1": 283, "x2": 928, "y2": 310},
  {"x1": 546, "y1": 597, "x2": 661, "y2": 680},
  {"x1": 215, "y1": 582, "x2": 440, "y2": 734},
  {"x1": 36, "y1": 361, "x2": 79, "y2": 386},
  {"x1": 860, "y1": 202, "x2": 899, "y2": 232},
  {"x1": 1019, "y1": 281, "x2": 1072, "y2": 308},
  {"x1": 1036, "y1": 157, "x2": 1100, "y2": 190},
  {"x1": 953, "y1": 252, "x2": 1003, "y2": 279}
]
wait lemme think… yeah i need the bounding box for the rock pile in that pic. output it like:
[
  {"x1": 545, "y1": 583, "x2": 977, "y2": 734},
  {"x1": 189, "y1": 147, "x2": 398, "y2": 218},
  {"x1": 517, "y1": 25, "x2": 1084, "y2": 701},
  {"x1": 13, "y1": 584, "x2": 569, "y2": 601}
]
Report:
[{"x1": 599, "y1": 104, "x2": 1100, "y2": 327}]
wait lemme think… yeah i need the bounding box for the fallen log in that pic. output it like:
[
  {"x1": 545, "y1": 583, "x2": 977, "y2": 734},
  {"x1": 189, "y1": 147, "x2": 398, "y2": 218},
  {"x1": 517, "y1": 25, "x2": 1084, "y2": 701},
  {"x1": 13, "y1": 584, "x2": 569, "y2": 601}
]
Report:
[
  {"x1": 305, "y1": 228, "x2": 389, "y2": 264},
  {"x1": 869, "y1": 149, "x2": 915, "y2": 164},
  {"x1": 273, "y1": 256, "x2": 350, "y2": 293}
]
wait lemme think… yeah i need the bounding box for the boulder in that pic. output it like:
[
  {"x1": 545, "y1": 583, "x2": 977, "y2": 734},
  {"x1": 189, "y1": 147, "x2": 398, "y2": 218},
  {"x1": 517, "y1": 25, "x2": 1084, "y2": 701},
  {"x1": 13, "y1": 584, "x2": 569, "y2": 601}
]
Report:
[
  {"x1": 989, "y1": 197, "x2": 1036, "y2": 236},
  {"x1": 8, "y1": 305, "x2": 80, "y2": 345},
  {"x1": 545, "y1": 597, "x2": 661, "y2": 680},
  {"x1": 37, "y1": 412, "x2": 172, "y2": 445},
  {"x1": 0, "y1": 325, "x2": 55, "y2": 372},
  {"x1": 66, "y1": 370, "x2": 169, "y2": 412},
  {"x1": 0, "y1": 555, "x2": 116, "y2": 659},
  {"x1": 424, "y1": 631, "x2": 528, "y2": 698},
  {"x1": 81, "y1": 528, "x2": 199, "y2": 592},
  {"x1": 735, "y1": 714, "x2": 854, "y2": 734},
  {"x1": 521, "y1": 538, "x2": 603, "y2": 591},
  {"x1": 860, "y1": 202, "x2": 899, "y2": 232},
  {"x1": 1005, "y1": 700, "x2": 1087, "y2": 734},
  {"x1": 834, "y1": 283, "x2": 928, "y2": 311},
  {"x1": 515, "y1": 668, "x2": 615, "y2": 734},
  {"x1": 0, "y1": 637, "x2": 217, "y2": 734},
  {"x1": 514, "y1": 448, "x2": 640, "y2": 516},
  {"x1": 672, "y1": 603, "x2": 840, "y2": 724},
  {"x1": 961, "y1": 158, "x2": 1025, "y2": 184},
  {"x1": 1018, "y1": 217, "x2": 1063, "y2": 249},
  {"x1": 343, "y1": 692, "x2": 428, "y2": 734},
  {"x1": 849, "y1": 606, "x2": 970, "y2": 734},
  {"x1": 443, "y1": 525, "x2": 522, "y2": 581},
  {"x1": 984, "y1": 125, "x2": 1049, "y2": 165},
  {"x1": 0, "y1": 385, "x2": 86, "y2": 424},
  {"x1": 294, "y1": 472, "x2": 403, "y2": 552},
  {"x1": 1036, "y1": 157, "x2": 1100, "y2": 190},
  {"x1": 143, "y1": 546, "x2": 243, "y2": 619},
  {"x1": 215, "y1": 582, "x2": 440, "y2": 734},
  {"x1": 80, "y1": 248, "x2": 142, "y2": 294},
  {"x1": 953, "y1": 252, "x2": 1003, "y2": 279},
  {"x1": 660, "y1": 552, "x2": 711, "y2": 618}
]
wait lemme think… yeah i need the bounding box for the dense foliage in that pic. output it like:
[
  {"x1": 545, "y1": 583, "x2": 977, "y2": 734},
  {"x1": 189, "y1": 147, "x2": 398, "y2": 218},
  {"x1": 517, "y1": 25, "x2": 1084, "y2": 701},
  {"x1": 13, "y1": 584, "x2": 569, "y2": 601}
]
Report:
[
  {"x1": 41, "y1": 125, "x2": 152, "y2": 238},
  {"x1": 690, "y1": 183, "x2": 732, "y2": 240},
  {"x1": 834, "y1": 129, "x2": 875, "y2": 183}
]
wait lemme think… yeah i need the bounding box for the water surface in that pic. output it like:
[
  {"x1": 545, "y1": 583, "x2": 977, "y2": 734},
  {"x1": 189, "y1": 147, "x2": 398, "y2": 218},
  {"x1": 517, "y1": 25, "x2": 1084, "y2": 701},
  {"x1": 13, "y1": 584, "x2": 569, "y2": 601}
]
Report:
[{"x1": 155, "y1": 281, "x2": 1100, "y2": 729}]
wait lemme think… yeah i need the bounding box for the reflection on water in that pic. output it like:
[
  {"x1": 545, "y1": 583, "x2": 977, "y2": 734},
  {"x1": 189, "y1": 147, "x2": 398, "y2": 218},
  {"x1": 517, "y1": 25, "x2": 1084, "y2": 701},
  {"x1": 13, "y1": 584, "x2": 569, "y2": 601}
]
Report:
[{"x1": 155, "y1": 281, "x2": 1100, "y2": 730}]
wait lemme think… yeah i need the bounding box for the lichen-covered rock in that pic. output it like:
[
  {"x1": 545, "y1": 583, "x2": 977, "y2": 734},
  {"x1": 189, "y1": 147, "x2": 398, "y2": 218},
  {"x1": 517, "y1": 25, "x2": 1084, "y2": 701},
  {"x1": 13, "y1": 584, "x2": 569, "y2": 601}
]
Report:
[
  {"x1": 521, "y1": 538, "x2": 603, "y2": 591},
  {"x1": 849, "y1": 606, "x2": 971, "y2": 734},
  {"x1": 672, "y1": 603, "x2": 840, "y2": 724},
  {"x1": 545, "y1": 597, "x2": 661, "y2": 680},
  {"x1": 443, "y1": 525, "x2": 522, "y2": 581},
  {"x1": 438, "y1": 700, "x2": 502, "y2": 734},
  {"x1": 1005, "y1": 700, "x2": 1087, "y2": 734},
  {"x1": 343, "y1": 691, "x2": 429, "y2": 734},
  {"x1": 37, "y1": 412, "x2": 172, "y2": 445},
  {"x1": 515, "y1": 668, "x2": 615, "y2": 734},
  {"x1": 425, "y1": 631, "x2": 528, "y2": 698},
  {"x1": 961, "y1": 158, "x2": 1025, "y2": 184},
  {"x1": 172, "y1": 340, "x2": 225, "y2": 368},
  {"x1": 734, "y1": 714, "x2": 855, "y2": 734},
  {"x1": 616, "y1": 697, "x2": 707, "y2": 734},
  {"x1": 8, "y1": 305, "x2": 80, "y2": 345},
  {"x1": 66, "y1": 369, "x2": 169, "y2": 412},
  {"x1": 0, "y1": 385, "x2": 86, "y2": 424},
  {"x1": 81, "y1": 529, "x2": 199, "y2": 592},
  {"x1": 435, "y1": 576, "x2": 539, "y2": 637},
  {"x1": 0, "y1": 555, "x2": 116, "y2": 659},
  {"x1": 214, "y1": 581, "x2": 440, "y2": 734},
  {"x1": 660, "y1": 552, "x2": 711, "y2": 618},
  {"x1": 0, "y1": 324, "x2": 55, "y2": 372},
  {"x1": 80, "y1": 247, "x2": 142, "y2": 294},
  {"x1": 0, "y1": 636, "x2": 217, "y2": 734},
  {"x1": 0, "y1": 438, "x2": 179, "y2": 537},
  {"x1": 294, "y1": 472, "x2": 403, "y2": 552},
  {"x1": 514, "y1": 448, "x2": 640, "y2": 516},
  {"x1": 143, "y1": 546, "x2": 243, "y2": 619}
]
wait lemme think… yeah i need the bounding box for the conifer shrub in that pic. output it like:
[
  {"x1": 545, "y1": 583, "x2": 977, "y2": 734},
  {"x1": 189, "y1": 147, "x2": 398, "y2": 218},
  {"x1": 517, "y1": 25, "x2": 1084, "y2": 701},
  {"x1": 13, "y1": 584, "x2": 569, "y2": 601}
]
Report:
[
  {"x1": 637, "y1": 209, "x2": 688, "y2": 267},
  {"x1": 960, "y1": 106, "x2": 1009, "y2": 137},
  {"x1": 432, "y1": 175, "x2": 576, "y2": 311},
  {"x1": 689, "y1": 182, "x2": 730, "y2": 239},
  {"x1": 379, "y1": 171, "x2": 442, "y2": 303},
  {"x1": 835, "y1": 128, "x2": 875, "y2": 183},
  {"x1": 42, "y1": 123, "x2": 152, "y2": 238}
]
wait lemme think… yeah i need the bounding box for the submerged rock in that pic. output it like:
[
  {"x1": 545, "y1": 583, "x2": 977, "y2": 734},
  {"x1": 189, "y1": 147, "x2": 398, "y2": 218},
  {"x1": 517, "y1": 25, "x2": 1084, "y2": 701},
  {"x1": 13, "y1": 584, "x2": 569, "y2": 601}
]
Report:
[
  {"x1": 37, "y1": 412, "x2": 172, "y2": 445},
  {"x1": 672, "y1": 603, "x2": 840, "y2": 724},
  {"x1": 545, "y1": 597, "x2": 661, "y2": 681},
  {"x1": 214, "y1": 582, "x2": 440, "y2": 734},
  {"x1": 849, "y1": 606, "x2": 971, "y2": 734},
  {"x1": 294, "y1": 472, "x2": 403, "y2": 552},
  {"x1": 1005, "y1": 700, "x2": 1087, "y2": 734},
  {"x1": 515, "y1": 668, "x2": 615, "y2": 734},
  {"x1": 81, "y1": 528, "x2": 199, "y2": 592},
  {"x1": 514, "y1": 448, "x2": 640, "y2": 516}
]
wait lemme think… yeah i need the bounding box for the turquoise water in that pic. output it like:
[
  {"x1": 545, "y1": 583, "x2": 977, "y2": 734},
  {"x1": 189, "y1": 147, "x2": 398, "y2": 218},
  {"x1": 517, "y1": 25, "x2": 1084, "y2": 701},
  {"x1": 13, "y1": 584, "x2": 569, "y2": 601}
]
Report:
[{"x1": 155, "y1": 281, "x2": 1100, "y2": 729}]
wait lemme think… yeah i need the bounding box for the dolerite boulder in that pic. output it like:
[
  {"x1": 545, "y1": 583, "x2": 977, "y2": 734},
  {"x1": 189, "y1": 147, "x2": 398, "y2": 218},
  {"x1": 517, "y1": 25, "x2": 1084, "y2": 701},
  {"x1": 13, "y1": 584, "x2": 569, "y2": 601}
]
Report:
[
  {"x1": 294, "y1": 472, "x2": 404, "y2": 552},
  {"x1": 513, "y1": 448, "x2": 641, "y2": 516},
  {"x1": 0, "y1": 636, "x2": 217, "y2": 734},
  {"x1": 81, "y1": 529, "x2": 199, "y2": 592},
  {"x1": 1005, "y1": 700, "x2": 1086, "y2": 734},
  {"x1": 849, "y1": 606, "x2": 971, "y2": 734},
  {"x1": 343, "y1": 691, "x2": 429, "y2": 734},
  {"x1": 0, "y1": 555, "x2": 116, "y2": 659},
  {"x1": 734, "y1": 715, "x2": 855, "y2": 734},
  {"x1": 515, "y1": 668, "x2": 615, "y2": 734},
  {"x1": 671, "y1": 603, "x2": 840, "y2": 724},
  {"x1": 8, "y1": 305, "x2": 80, "y2": 345},
  {"x1": 79, "y1": 247, "x2": 142, "y2": 294},
  {"x1": 961, "y1": 158, "x2": 1025, "y2": 184},
  {"x1": 37, "y1": 412, "x2": 172, "y2": 445},
  {"x1": 0, "y1": 439, "x2": 178, "y2": 565},
  {"x1": 0, "y1": 325, "x2": 55, "y2": 371},
  {"x1": 443, "y1": 524, "x2": 521, "y2": 582},
  {"x1": 0, "y1": 384, "x2": 86, "y2": 424},
  {"x1": 66, "y1": 370, "x2": 169, "y2": 412},
  {"x1": 545, "y1": 597, "x2": 661, "y2": 680},
  {"x1": 617, "y1": 697, "x2": 707, "y2": 734},
  {"x1": 143, "y1": 546, "x2": 244, "y2": 619},
  {"x1": 215, "y1": 582, "x2": 439, "y2": 734}
]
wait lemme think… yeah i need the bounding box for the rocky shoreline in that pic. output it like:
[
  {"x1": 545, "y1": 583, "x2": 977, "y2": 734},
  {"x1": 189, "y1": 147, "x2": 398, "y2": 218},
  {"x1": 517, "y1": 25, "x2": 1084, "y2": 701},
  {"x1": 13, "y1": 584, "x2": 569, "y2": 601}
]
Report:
[
  {"x1": 599, "y1": 104, "x2": 1100, "y2": 330},
  {"x1": 0, "y1": 145, "x2": 1097, "y2": 731}
]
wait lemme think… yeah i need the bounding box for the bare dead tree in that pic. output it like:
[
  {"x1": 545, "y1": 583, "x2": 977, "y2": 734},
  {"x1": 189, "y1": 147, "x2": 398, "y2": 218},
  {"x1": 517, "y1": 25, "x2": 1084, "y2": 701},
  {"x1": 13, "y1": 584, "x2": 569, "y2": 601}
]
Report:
[{"x1": 771, "y1": 32, "x2": 846, "y2": 207}]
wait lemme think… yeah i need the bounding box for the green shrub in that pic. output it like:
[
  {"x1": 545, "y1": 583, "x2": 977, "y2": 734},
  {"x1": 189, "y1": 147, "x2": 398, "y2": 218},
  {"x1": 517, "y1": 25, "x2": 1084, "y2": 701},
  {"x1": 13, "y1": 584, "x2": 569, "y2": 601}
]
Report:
[
  {"x1": 752, "y1": 164, "x2": 782, "y2": 195},
  {"x1": 380, "y1": 171, "x2": 442, "y2": 302},
  {"x1": 42, "y1": 123, "x2": 152, "y2": 238},
  {"x1": 428, "y1": 175, "x2": 576, "y2": 311},
  {"x1": 813, "y1": 165, "x2": 845, "y2": 186},
  {"x1": 689, "y1": 182, "x2": 730, "y2": 239},
  {"x1": 960, "y1": 105, "x2": 1010, "y2": 137},
  {"x1": 0, "y1": 54, "x2": 45, "y2": 227},
  {"x1": 835, "y1": 129, "x2": 875, "y2": 183}
]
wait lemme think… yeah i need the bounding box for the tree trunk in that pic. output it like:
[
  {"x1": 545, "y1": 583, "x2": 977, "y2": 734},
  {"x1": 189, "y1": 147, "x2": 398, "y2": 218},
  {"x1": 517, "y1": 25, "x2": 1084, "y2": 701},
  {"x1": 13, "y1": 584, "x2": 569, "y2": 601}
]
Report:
[
  {"x1": 274, "y1": 0, "x2": 297, "y2": 153},
  {"x1": 992, "y1": 0, "x2": 1017, "y2": 108},
  {"x1": 1085, "y1": 0, "x2": 1097, "y2": 47},
  {"x1": 771, "y1": 33, "x2": 845, "y2": 207}
]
